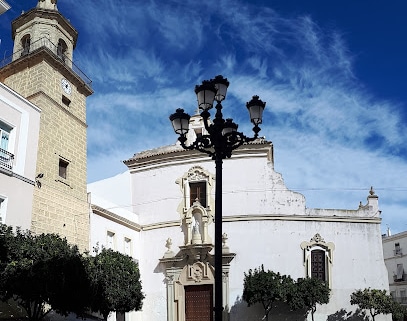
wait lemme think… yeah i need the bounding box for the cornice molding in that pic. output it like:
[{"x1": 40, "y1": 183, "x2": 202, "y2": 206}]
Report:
[
  {"x1": 0, "y1": 47, "x2": 93, "y2": 97},
  {"x1": 91, "y1": 207, "x2": 381, "y2": 232},
  {"x1": 125, "y1": 142, "x2": 273, "y2": 173},
  {"x1": 0, "y1": 167, "x2": 35, "y2": 185},
  {"x1": 11, "y1": 8, "x2": 78, "y2": 44},
  {"x1": 383, "y1": 231, "x2": 407, "y2": 243},
  {"x1": 91, "y1": 205, "x2": 141, "y2": 232}
]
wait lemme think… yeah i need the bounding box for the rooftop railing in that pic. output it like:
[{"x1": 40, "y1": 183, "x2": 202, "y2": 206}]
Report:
[{"x1": 0, "y1": 37, "x2": 92, "y2": 88}]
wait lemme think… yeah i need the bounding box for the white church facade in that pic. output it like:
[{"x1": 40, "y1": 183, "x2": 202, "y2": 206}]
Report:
[
  {"x1": 0, "y1": 1, "x2": 391, "y2": 320},
  {"x1": 88, "y1": 115, "x2": 390, "y2": 321}
]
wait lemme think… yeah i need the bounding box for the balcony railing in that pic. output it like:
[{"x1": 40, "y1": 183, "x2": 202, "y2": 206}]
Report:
[
  {"x1": 394, "y1": 249, "x2": 403, "y2": 256},
  {"x1": 394, "y1": 273, "x2": 407, "y2": 282},
  {"x1": 0, "y1": 37, "x2": 92, "y2": 88},
  {"x1": 0, "y1": 148, "x2": 13, "y2": 170}
]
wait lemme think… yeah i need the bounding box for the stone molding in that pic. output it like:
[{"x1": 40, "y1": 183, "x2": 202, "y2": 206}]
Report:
[
  {"x1": 91, "y1": 205, "x2": 141, "y2": 232},
  {"x1": 300, "y1": 233, "x2": 335, "y2": 287}
]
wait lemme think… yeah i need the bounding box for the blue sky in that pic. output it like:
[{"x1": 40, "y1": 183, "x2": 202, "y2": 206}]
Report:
[{"x1": 1, "y1": 0, "x2": 407, "y2": 234}]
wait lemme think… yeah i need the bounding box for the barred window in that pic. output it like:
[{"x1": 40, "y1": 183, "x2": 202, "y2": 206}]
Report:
[{"x1": 189, "y1": 182, "x2": 206, "y2": 207}]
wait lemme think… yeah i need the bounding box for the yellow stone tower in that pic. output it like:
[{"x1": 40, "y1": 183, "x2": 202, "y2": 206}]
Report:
[{"x1": 0, "y1": 0, "x2": 93, "y2": 250}]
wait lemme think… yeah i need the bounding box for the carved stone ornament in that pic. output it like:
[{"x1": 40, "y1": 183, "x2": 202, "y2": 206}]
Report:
[
  {"x1": 191, "y1": 263, "x2": 203, "y2": 283},
  {"x1": 165, "y1": 238, "x2": 173, "y2": 251},
  {"x1": 222, "y1": 233, "x2": 230, "y2": 253},
  {"x1": 300, "y1": 233, "x2": 335, "y2": 287},
  {"x1": 165, "y1": 274, "x2": 175, "y2": 284},
  {"x1": 300, "y1": 233, "x2": 335, "y2": 263},
  {"x1": 162, "y1": 238, "x2": 175, "y2": 258},
  {"x1": 310, "y1": 233, "x2": 325, "y2": 244},
  {"x1": 176, "y1": 165, "x2": 214, "y2": 217},
  {"x1": 188, "y1": 166, "x2": 209, "y2": 182}
]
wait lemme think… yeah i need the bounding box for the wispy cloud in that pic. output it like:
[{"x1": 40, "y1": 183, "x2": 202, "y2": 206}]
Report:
[{"x1": 56, "y1": 0, "x2": 407, "y2": 233}]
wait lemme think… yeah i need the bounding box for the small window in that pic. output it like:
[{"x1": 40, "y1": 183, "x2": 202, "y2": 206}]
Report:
[
  {"x1": 0, "y1": 197, "x2": 6, "y2": 223},
  {"x1": 58, "y1": 158, "x2": 69, "y2": 179},
  {"x1": 0, "y1": 122, "x2": 11, "y2": 152},
  {"x1": 190, "y1": 182, "x2": 206, "y2": 207},
  {"x1": 62, "y1": 95, "x2": 71, "y2": 107},
  {"x1": 124, "y1": 237, "x2": 132, "y2": 256},
  {"x1": 21, "y1": 35, "x2": 31, "y2": 56},
  {"x1": 395, "y1": 243, "x2": 402, "y2": 255},
  {"x1": 194, "y1": 128, "x2": 203, "y2": 139},
  {"x1": 0, "y1": 122, "x2": 13, "y2": 169},
  {"x1": 116, "y1": 313, "x2": 125, "y2": 321},
  {"x1": 57, "y1": 39, "x2": 67, "y2": 62},
  {"x1": 400, "y1": 290, "x2": 406, "y2": 298},
  {"x1": 397, "y1": 264, "x2": 404, "y2": 281},
  {"x1": 107, "y1": 231, "x2": 115, "y2": 249}
]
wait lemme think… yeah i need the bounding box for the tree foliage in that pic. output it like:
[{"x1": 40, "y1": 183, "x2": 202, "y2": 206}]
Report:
[
  {"x1": 86, "y1": 248, "x2": 145, "y2": 320},
  {"x1": 350, "y1": 288, "x2": 406, "y2": 321},
  {"x1": 0, "y1": 227, "x2": 89, "y2": 321},
  {"x1": 242, "y1": 265, "x2": 295, "y2": 321},
  {"x1": 290, "y1": 277, "x2": 331, "y2": 321},
  {"x1": 0, "y1": 224, "x2": 144, "y2": 321}
]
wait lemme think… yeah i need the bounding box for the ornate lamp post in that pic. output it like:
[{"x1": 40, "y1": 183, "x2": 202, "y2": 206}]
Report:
[{"x1": 169, "y1": 75, "x2": 266, "y2": 321}]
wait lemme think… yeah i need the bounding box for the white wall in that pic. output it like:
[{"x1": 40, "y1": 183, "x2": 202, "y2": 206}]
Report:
[
  {"x1": 0, "y1": 82, "x2": 40, "y2": 230},
  {"x1": 89, "y1": 143, "x2": 390, "y2": 321}
]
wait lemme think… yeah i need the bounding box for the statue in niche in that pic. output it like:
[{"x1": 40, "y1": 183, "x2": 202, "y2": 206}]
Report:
[
  {"x1": 193, "y1": 216, "x2": 200, "y2": 234},
  {"x1": 192, "y1": 214, "x2": 201, "y2": 235},
  {"x1": 191, "y1": 214, "x2": 202, "y2": 244}
]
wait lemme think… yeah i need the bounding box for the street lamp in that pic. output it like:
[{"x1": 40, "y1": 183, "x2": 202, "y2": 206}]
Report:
[{"x1": 169, "y1": 75, "x2": 266, "y2": 321}]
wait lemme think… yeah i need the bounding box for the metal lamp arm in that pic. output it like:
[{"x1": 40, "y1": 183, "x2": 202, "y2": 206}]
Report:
[
  {"x1": 178, "y1": 134, "x2": 215, "y2": 157},
  {"x1": 200, "y1": 110, "x2": 212, "y2": 133}
]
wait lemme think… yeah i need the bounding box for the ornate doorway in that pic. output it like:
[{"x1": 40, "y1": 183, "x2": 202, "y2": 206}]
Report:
[{"x1": 185, "y1": 284, "x2": 213, "y2": 321}]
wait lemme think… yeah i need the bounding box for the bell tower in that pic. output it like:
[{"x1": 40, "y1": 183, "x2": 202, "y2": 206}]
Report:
[{"x1": 0, "y1": 0, "x2": 93, "y2": 250}]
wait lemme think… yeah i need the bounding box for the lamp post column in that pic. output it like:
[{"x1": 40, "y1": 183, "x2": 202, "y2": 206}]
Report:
[
  {"x1": 214, "y1": 155, "x2": 223, "y2": 321},
  {"x1": 169, "y1": 75, "x2": 266, "y2": 321}
]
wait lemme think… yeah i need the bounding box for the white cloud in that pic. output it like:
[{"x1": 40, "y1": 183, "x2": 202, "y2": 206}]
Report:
[{"x1": 60, "y1": 0, "x2": 407, "y2": 233}]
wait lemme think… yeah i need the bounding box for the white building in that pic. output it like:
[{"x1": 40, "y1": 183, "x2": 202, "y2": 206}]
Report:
[
  {"x1": 88, "y1": 115, "x2": 390, "y2": 321},
  {"x1": 0, "y1": 81, "x2": 41, "y2": 230},
  {"x1": 383, "y1": 230, "x2": 407, "y2": 307}
]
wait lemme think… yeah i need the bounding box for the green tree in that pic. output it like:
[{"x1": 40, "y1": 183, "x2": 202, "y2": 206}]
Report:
[
  {"x1": 86, "y1": 248, "x2": 144, "y2": 320},
  {"x1": 350, "y1": 288, "x2": 406, "y2": 321},
  {"x1": 0, "y1": 226, "x2": 89, "y2": 321},
  {"x1": 290, "y1": 277, "x2": 330, "y2": 321},
  {"x1": 242, "y1": 265, "x2": 295, "y2": 321}
]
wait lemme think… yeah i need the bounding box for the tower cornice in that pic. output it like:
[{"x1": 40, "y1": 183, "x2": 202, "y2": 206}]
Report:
[
  {"x1": 0, "y1": 47, "x2": 93, "y2": 97},
  {"x1": 11, "y1": 8, "x2": 78, "y2": 47}
]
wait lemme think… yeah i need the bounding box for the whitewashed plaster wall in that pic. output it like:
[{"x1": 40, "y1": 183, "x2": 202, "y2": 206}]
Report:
[
  {"x1": 135, "y1": 218, "x2": 389, "y2": 321},
  {"x1": 225, "y1": 219, "x2": 389, "y2": 320},
  {"x1": 0, "y1": 82, "x2": 40, "y2": 230},
  {"x1": 89, "y1": 142, "x2": 390, "y2": 321},
  {"x1": 88, "y1": 171, "x2": 133, "y2": 216},
  {"x1": 129, "y1": 149, "x2": 306, "y2": 225}
]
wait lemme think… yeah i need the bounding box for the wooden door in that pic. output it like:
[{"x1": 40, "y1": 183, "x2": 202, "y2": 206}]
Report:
[
  {"x1": 311, "y1": 249, "x2": 326, "y2": 281},
  {"x1": 185, "y1": 284, "x2": 213, "y2": 321}
]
